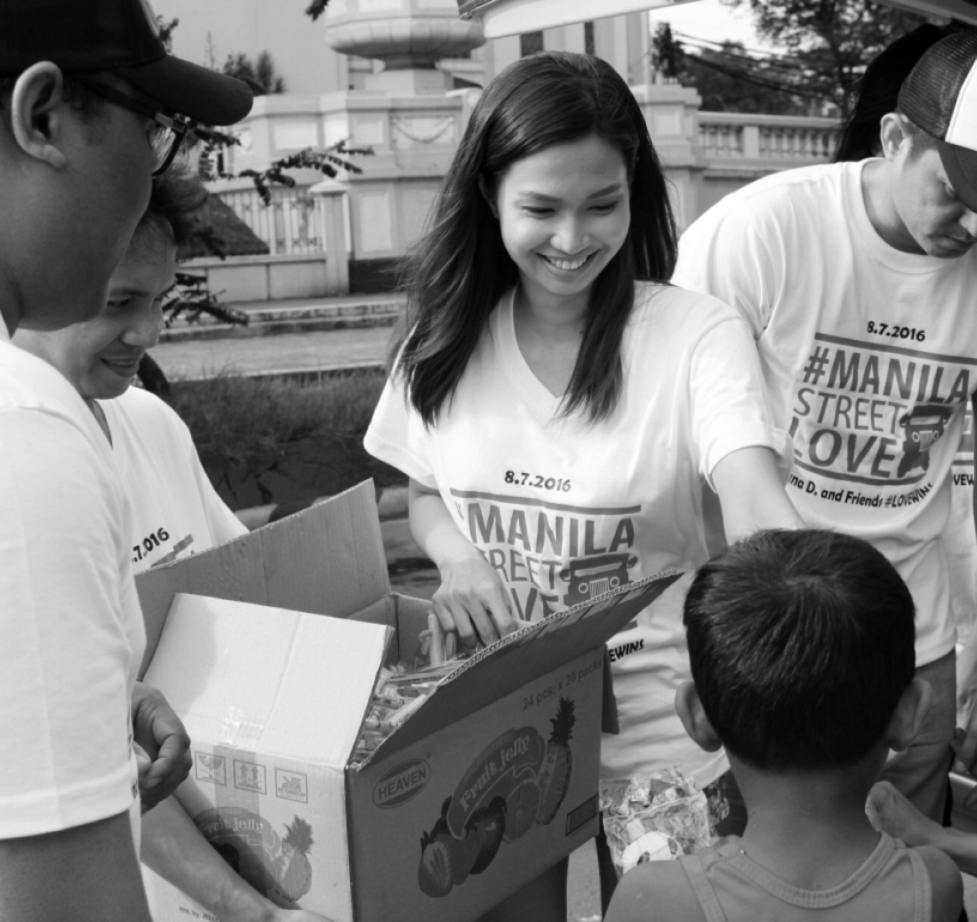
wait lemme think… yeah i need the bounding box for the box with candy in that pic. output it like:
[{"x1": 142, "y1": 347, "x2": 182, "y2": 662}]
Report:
[{"x1": 136, "y1": 481, "x2": 682, "y2": 922}]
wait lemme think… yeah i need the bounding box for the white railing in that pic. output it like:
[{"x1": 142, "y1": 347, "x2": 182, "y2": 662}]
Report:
[
  {"x1": 697, "y1": 111, "x2": 840, "y2": 165},
  {"x1": 214, "y1": 185, "x2": 325, "y2": 256}
]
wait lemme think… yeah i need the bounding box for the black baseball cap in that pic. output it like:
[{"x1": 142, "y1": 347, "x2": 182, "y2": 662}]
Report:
[
  {"x1": 899, "y1": 30, "x2": 977, "y2": 213},
  {"x1": 0, "y1": 0, "x2": 252, "y2": 125}
]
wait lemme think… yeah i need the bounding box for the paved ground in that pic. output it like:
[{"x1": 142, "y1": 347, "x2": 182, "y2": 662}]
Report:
[
  {"x1": 151, "y1": 324, "x2": 396, "y2": 380},
  {"x1": 153, "y1": 292, "x2": 403, "y2": 379}
]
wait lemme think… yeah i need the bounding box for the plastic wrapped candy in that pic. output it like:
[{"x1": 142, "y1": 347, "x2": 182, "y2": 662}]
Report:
[
  {"x1": 350, "y1": 614, "x2": 477, "y2": 764},
  {"x1": 599, "y1": 767, "x2": 711, "y2": 877}
]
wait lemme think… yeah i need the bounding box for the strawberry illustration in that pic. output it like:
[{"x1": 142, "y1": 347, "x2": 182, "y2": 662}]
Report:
[
  {"x1": 536, "y1": 697, "x2": 576, "y2": 825},
  {"x1": 270, "y1": 816, "x2": 314, "y2": 902},
  {"x1": 418, "y1": 830, "x2": 454, "y2": 897}
]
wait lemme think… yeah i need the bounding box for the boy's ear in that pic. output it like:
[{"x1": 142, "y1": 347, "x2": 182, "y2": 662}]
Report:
[
  {"x1": 878, "y1": 112, "x2": 910, "y2": 163},
  {"x1": 675, "y1": 681, "x2": 723, "y2": 753},
  {"x1": 478, "y1": 175, "x2": 499, "y2": 219},
  {"x1": 8, "y1": 62, "x2": 69, "y2": 169},
  {"x1": 886, "y1": 677, "x2": 932, "y2": 753}
]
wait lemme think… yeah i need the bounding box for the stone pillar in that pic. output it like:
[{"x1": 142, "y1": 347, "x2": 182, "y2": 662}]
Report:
[
  {"x1": 310, "y1": 179, "x2": 351, "y2": 295},
  {"x1": 631, "y1": 81, "x2": 706, "y2": 232}
]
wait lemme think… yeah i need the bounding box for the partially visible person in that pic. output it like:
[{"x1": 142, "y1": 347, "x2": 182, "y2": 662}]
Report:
[
  {"x1": 606, "y1": 529, "x2": 963, "y2": 922},
  {"x1": 16, "y1": 173, "x2": 328, "y2": 922},
  {"x1": 673, "y1": 30, "x2": 977, "y2": 823},
  {"x1": 870, "y1": 778, "x2": 977, "y2": 877},
  {"x1": 15, "y1": 171, "x2": 248, "y2": 571},
  {"x1": 0, "y1": 1, "x2": 251, "y2": 918},
  {"x1": 366, "y1": 51, "x2": 801, "y2": 919},
  {"x1": 832, "y1": 22, "x2": 977, "y2": 713}
]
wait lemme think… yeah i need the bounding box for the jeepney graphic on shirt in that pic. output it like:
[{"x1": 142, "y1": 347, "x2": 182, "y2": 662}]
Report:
[
  {"x1": 448, "y1": 488, "x2": 640, "y2": 623},
  {"x1": 787, "y1": 332, "x2": 975, "y2": 509}
]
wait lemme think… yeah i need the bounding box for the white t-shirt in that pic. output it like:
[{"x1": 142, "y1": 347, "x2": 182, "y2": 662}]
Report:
[
  {"x1": 365, "y1": 283, "x2": 787, "y2": 785},
  {"x1": 0, "y1": 321, "x2": 144, "y2": 842},
  {"x1": 673, "y1": 161, "x2": 977, "y2": 667},
  {"x1": 99, "y1": 388, "x2": 247, "y2": 575}
]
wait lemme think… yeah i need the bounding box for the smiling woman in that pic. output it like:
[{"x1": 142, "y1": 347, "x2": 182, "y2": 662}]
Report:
[{"x1": 364, "y1": 50, "x2": 801, "y2": 921}]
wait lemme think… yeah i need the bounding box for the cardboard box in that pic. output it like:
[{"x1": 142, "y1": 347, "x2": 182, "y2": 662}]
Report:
[{"x1": 136, "y1": 481, "x2": 679, "y2": 922}]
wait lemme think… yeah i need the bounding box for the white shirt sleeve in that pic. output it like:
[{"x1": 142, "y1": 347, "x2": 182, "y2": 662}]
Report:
[
  {"x1": 0, "y1": 408, "x2": 140, "y2": 837},
  {"x1": 672, "y1": 196, "x2": 783, "y2": 339},
  {"x1": 364, "y1": 374, "x2": 439, "y2": 489},
  {"x1": 687, "y1": 313, "x2": 790, "y2": 484}
]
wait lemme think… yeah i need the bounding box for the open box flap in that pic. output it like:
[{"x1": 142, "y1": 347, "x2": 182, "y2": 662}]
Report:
[
  {"x1": 365, "y1": 571, "x2": 681, "y2": 763},
  {"x1": 144, "y1": 593, "x2": 392, "y2": 768},
  {"x1": 136, "y1": 481, "x2": 389, "y2": 676}
]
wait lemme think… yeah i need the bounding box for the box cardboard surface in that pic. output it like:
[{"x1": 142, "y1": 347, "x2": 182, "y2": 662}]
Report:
[{"x1": 136, "y1": 481, "x2": 679, "y2": 922}]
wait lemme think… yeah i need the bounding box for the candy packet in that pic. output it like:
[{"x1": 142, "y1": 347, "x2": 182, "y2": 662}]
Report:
[
  {"x1": 350, "y1": 613, "x2": 476, "y2": 764},
  {"x1": 599, "y1": 767, "x2": 711, "y2": 876}
]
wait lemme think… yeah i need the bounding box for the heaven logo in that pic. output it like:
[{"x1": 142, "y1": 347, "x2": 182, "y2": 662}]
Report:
[{"x1": 373, "y1": 759, "x2": 431, "y2": 808}]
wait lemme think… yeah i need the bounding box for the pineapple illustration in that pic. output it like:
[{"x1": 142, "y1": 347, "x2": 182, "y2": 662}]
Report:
[
  {"x1": 271, "y1": 816, "x2": 314, "y2": 902},
  {"x1": 536, "y1": 697, "x2": 576, "y2": 825}
]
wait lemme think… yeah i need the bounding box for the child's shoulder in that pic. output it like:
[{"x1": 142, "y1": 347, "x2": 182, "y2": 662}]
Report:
[
  {"x1": 604, "y1": 859, "x2": 708, "y2": 922},
  {"x1": 909, "y1": 843, "x2": 963, "y2": 922}
]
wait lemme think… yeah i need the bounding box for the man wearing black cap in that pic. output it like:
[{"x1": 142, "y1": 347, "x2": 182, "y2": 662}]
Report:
[
  {"x1": 0, "y1": 1, "x2": 251, "y2": 917},
  {"x1": 673, "y1": 30, "x2": 977, "y2": 825}
]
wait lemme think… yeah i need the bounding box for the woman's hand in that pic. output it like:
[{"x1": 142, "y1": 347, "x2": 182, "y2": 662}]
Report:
[
  {"x1": 431, "y1": 552, "x2": 517, "y2": 648},
  {"x1": 408, "y1": 479, "x2": 519, "y2": 647}
]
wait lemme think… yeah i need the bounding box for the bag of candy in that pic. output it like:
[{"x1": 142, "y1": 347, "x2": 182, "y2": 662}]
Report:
[{"x1": 599, "y1": 767, "x2": 711, "y2": 876}]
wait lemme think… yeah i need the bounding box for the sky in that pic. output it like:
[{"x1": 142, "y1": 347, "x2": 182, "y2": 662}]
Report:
[{"x1": 646, "y1": 0, "x2": 778, "y2": 52}]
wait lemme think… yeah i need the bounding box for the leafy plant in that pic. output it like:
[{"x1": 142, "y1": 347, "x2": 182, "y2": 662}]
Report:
[
  {"x1": 305, "y1": 0, "x2": 334, "y2": 21},
  {"x1": 722, "y1": 0, "x2": 932, "y2": 117},
  {"x1": 167, "y1": 371, "x2": 404, "y2": 508},
  {"x1": 161, "y1": 272, "x2": 248, "y2": 328},
  {"x1": 222, "y1": 50, "x2": 288, "y2": 95},
  {"x1": 192, "y1": 129, "x2": 371, "y2": 205}
]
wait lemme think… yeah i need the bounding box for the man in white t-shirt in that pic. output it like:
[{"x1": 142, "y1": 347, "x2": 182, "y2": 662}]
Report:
[
  {"x1": 0, "y1": 3, "x2": 251, "y2": 918},
  {"x1": 673, "y1": 31, "x2": 977, "y2": 823}
]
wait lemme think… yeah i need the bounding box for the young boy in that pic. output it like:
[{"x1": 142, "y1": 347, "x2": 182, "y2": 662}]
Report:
[{"x1": 605, "y1": 529, "x2": 963, "y2": 922}]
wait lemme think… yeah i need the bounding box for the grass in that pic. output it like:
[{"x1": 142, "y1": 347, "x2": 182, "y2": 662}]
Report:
[{"x1": 167, "y1": 369, "x2": 406, "y2": 504}]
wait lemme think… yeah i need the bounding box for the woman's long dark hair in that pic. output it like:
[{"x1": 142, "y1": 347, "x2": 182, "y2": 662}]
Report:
[
  {"x1": 834, "y1": 23, "x2": 960, "y2": 163},
  {"x1": 395, "y1": 51, "x2": 677, "y2": 426}
]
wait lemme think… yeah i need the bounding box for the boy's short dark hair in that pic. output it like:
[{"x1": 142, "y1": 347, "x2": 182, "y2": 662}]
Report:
[{"x1": 683, "y1": 529, "x2": 915, "y2": 772}]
